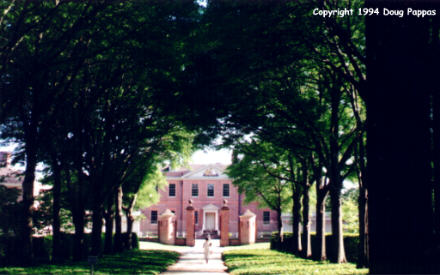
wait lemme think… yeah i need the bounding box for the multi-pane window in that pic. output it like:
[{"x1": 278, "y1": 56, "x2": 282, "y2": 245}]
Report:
[
  {"x1": 169, "y1": 183, "x2": 176, "y2": 197},
  {"x1": 263, "y1": 211, "x2": 270, "y2": 224},
  {"x1": 192, "y1": 184, "x2": 199, "y2": 197},
  {"x1": 151, "y1": 210, "x2": 158, "y2": 224},
  {"x1": 207, "y1": 184, "x2": 214, "y2": 197},
  {"x1": 195, "y1": 211, "x2": 198, "y2": 224},
  {"x1": 223, "y1": 184, "x2": 230, "y2": 197}
]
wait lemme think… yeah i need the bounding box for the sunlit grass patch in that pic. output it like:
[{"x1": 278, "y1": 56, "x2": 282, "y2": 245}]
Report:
[
  {"x1": 225, "y1": 242, "x2": 270, "y2": 251},
  {"x1": 223, "y1": 248, "x2": 368, "y2": 275},
  {"x1": 139, "y1": 241, "x2": 188, "y2": 251},
  {"x1": 0, "y1": 249, "x2": 179, "y2": 274}
]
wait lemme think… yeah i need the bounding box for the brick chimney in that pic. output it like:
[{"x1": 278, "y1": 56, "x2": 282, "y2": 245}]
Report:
[{"x1": 0, "y1": 152, "x2": 11, "y2": 167}]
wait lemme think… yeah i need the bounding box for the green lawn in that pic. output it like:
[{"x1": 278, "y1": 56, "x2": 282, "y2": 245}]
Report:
[
  {"x1": 0, "y1": 249, "x2": 179, "y2": 274},
  {"x1": 223, "y1": 248, "x2": 368, "y2": 275},
  {"x1": 224, "y1": 242, "x2": 270, "y2": 251},
  {"x1": 139, "y1": 241, "x2": 188, "y2": 252}
]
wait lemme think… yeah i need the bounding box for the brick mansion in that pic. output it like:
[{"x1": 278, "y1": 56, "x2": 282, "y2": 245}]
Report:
[{"x1": 140, "y1": 164, "x2": 278, "y2": 239}]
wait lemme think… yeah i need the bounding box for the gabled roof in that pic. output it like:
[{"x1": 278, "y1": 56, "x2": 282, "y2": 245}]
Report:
[{"x1": 166, "y1": 163, "x2": 229, "y2": 180}]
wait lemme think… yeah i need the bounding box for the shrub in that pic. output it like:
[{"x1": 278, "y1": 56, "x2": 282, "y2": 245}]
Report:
[
  {"x1": 121, "y1": 232, "x2": 139, "y2": 249},
  {"x1": 131, "y1": 232, "x2": 139, "y2": 249},
  {"x1": 0, "y1": 235, "x2": 53, "y2": 266},
  {"x1": 0, "y1": 232, "x2": 140, "y2": 266},
  {"x1": 0, "y1": 237, "x2": 20, "y2": 266},
  {"x1": 33, "y1": 236, "x2": 52, "y2": 263},
  {"x1": 270, "y1": 232, "x2": 294, "y2": 252}
]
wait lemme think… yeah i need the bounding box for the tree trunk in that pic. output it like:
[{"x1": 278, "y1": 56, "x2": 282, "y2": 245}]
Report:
[
  {"x1": 91, "y1": 200, "x2": 103, "y2": 256},
  {"x1": 432, "y1": 18, "x2": 440, "y2": 243},
  {"x1": 277, "y1": 208, "x2": 283, "y2": 241},
  {"x1": 51, "y1": 156, "x2": 62, "y2": 263},
  {"x1": 20, "y1": 140, "x2": 37, "y2": 265},
  {"x1": 72, "y1": 159, "x2": 86, "y2": 261},
  {"x1": 330, "y1": 185, "x2": 347, "y2": 263},
  {"x1": 311, "y1": 156, "x2": 327, "y2": 261},
  {"x1": 358, "y1": 186, "x2": 368, "y2": 268},
  {"x1": 103, "y1": 201, "x2": 113, "y2": 254},
  {"x1": 91, "y1": 175, "x2": 103, "y2": 256},
  {"x1": 434, "y1": 89, "x2": 440, "y2": 240},
  {"x1": 301, "y1": 184, "x2": 311, "y2": 258},
  {"x1": 314, "y1": 188, "x2": 327, "y2": 261},
  {"x1": 354, "y1": 132, "x2": 369, "y2": 268},
  {"x1": 114, "y1": 186, "x2": 123, "y2": 252},
  {"x1": 366, "y1": 3, "x2": 437, "y2": 272},
  {"x1": 72, "y1": 206, "x2": 85, "y2": 261},
  {"x1": 327, "y1": 70, "x2": 347, "y2": 264},
  {"x1": 126, "y1": 213, "x2": 134, "y2": 249},
  {"x1": 124, "y1": 193, "x2": 137, "y2": 250},
  {"x1": 292, "y1": 188, "x2": 302, "y2": 254}
]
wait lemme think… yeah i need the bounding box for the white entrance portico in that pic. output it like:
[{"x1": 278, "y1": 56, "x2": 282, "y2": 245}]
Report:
[{"x1": 202, "y1": 203, "x2": 219, "y2": 232}]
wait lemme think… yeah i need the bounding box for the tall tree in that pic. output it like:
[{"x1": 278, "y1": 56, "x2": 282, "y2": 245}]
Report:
[
  {"x1": 202, "y1": 0, "x2": 361, "y2": 263},
  {"x1": 0, "y1": 1, "x2": 111, "y2": 263},
  {"x1": 366, "y1": 1, "x2": 438, "y2": 273},
  {"x1": 227, "y1": 140, "x2": 291, "y2": 240}
]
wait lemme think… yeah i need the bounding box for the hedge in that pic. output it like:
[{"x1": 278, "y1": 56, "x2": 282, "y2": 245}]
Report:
[
  {"x1": 0, "y1": 232, "x2": 139, "y2": 266},
  {"x1": 270, "y1": 233, "x2": 359, "y2": 263}
]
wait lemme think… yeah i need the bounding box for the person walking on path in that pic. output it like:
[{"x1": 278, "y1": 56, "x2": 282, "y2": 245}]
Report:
[
  {"x1": 203, "y1": 235, "x2": 212, "y2": 263},
  {"x1": 158, "y1": 239, "x2": 228, "y2": 274}
]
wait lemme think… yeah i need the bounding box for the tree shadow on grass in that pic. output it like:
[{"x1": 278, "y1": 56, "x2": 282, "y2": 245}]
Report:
[
  {"x1": 223, "y1": 249, "x2": 368, "y2": 275},
  {"x1": 0, "y1": 249, "x2": 179, "y2": 274}
]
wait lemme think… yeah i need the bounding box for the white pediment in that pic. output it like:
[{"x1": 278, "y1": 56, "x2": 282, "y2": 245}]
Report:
[
  {"x1": 182, "y1": 164, "x2": 229, "y2": 179},
  {"x1": 203, "y1": 203, "x2": 219, "y2": 211},
  {"x1": 203, "y1": 168, "x2": 219, "y2": 177}
]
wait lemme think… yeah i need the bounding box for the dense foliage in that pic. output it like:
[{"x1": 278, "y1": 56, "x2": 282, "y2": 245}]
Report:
[{"x1": 1, "y1": 0, "x2": 439, "y2": 273}]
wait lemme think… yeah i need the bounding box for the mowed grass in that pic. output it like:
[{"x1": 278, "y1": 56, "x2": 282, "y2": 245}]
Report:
[
  {"x1": 0, "y1": 249, "x2": 179, "y2": 274},
  {"x1": 225, "y1": 242, "x2": 270, "y2": 251},
  {"x1": 223, "y1": 248, "x2": 368, "y2": 275},
  {"x1": 139, "y1": 241, "x2": 188, "y2": 252}
]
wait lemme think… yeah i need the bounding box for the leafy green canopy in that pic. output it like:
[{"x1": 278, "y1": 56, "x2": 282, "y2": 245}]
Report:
[{"x1": 227, "y1": 139, "x2": 291, "y2": 211}]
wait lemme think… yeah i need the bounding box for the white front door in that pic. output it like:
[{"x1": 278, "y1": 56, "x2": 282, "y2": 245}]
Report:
[{"x1": 205, "y1": 212, "x2": 215, "y2": 230}]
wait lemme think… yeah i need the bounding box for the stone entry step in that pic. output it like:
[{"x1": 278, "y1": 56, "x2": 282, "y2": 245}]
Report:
[{"x1": 200, "y1": 230, "x2": 219, "y2": 239}]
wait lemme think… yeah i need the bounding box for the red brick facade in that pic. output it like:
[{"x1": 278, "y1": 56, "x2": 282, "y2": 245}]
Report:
[{"x1": 140, "y1": 164, "x2": 278, "y2": 238}]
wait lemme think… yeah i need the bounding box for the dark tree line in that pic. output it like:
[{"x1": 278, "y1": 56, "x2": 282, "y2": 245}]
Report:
[
  {"x1": 366, "y1": 1, "x2": 440, "y2": 273},
  {"x1": 200, "y1": 0, "x2": 366, "y2": 265},
  {"x1": 0, "y1": 0, "x2": 217, "y2": 264}
]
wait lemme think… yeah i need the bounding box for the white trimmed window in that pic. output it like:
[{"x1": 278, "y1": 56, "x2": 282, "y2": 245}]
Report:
[
  {"x1": 223, "y1": 184, "x2": 230, "y2": 197},
  {"x1": 169, "y1": 183, "x2": 176, "y2": 197},
  {"x1": 207, "y1": 184, "x2": 214, "y2": 197},
  {"x1": 263, "y1": 211, "x2": 270, "y2": 224},
  {"x1": 151, "y1": 210, "x2": 158, "y2": 224},
  {"x1": 192, "y1": 184, "x2": 199, "y2": 197}
]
